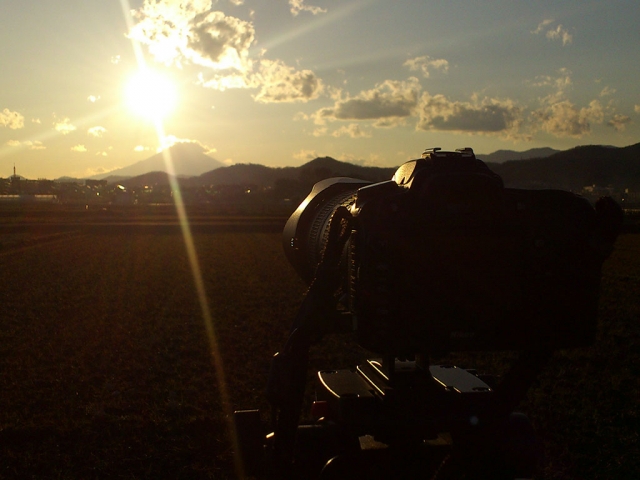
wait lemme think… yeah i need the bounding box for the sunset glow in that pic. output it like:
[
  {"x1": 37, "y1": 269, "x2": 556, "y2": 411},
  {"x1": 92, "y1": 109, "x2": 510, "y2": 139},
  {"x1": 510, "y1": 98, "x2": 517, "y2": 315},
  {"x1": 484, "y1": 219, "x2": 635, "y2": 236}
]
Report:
[{"x1": 0, "y1": 1, "x2": 639, "y2": 179}]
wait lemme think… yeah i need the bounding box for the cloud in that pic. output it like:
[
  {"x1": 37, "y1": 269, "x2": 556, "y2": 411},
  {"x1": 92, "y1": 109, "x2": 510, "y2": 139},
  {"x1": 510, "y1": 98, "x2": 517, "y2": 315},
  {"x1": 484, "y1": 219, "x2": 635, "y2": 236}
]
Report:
[
  {"x1": 316, "y1": 77, "x2": 421, "y2": 123},
  {"x1": 531, "y1": 99, "x2": 603, "y2": 137},
  {"x1": 331, "y1": 124, "x2": 372, "y2": 138},
  {"x1": 599, "y1": 86, "x2": 616, "y2": 97},
  {"x1": 533, "y1": 19, "x2": 573, "y2": 46},
  {"x1": 88, "y1": 126, "x2": 107, "y2": 137},
  {"x1": 530, "y1": 68, "x2": 573, "y2": 105},
  {"x1": 134, "y1": 145, "x2": 151, "y2": 152},
  {"x1": 293, "y1": 149, "x2": 319, "y2": 161},
  {"x1": 416, "y1": 93, "x2": 524, "y2": 137},
  {"x1": 130, "y1": 0, "x2": 324, "y2": 101},
  {"x1": 111, "y1": 55, "x2": 121, "y2": 64},
  {"x1": 312, "y1": 126, "x2": 328, "y2": 137},
  {"x1": 532, "y1": 19, "x2": 554, "y2": 34},
  {"x1": 71, "y1": 144, "x2": 87, "y2": 152},
  {"x1": 337, "y1": 153, "x2": 384, "y2": 167},
  {"x1": 87, "y1": 95, "x2": 101, "y2": 103},
  {"x1": 373, "y1": 117, "x2": 407, "y2": 128},
  {"x1": 228, "y1": 0, "x2": 244, "y2": 4},
  {"x1": 5, "y1": 140, "x2": 45, "y2": 150},
  {"x1": 403, "y1": 56, "x2": 449, "y2": 78},
  {"x1": 546, "y1": 25, "x2": 573, "y2": 45},
  {"x1": 529, "y1": 70, "x2": 607, "y2": 138},
  {"x1": 253, "y1": 59, "x2": 324, "y2": 103},
  {"x1": 0, "y1": 109, "x2": 25, "y2": 129},
  {"x1": 54, "y1": 117, "x2": 77, "y2": 135},
  {"x1": 607, "y1": 114, "x2": 631, "y2": 132},
  {"x1": 158, "y1": 135, "x2": 217, "y2": 154},
  {"x1": 289, "y1": 0, "x2": 327, "y2": 16},
  {"x1": 129, "y1": 1, "x2": 255, "y2": 74},
  {"x1": 531, "y1": 68, "x2": 572, "y2": 91},
  {"x1": 32, "y1": 118, "x2": 41, "y2": 124},
  {"x1": 197, "y1": 70, "x2": 253, "y2": 91},
  {"x1": 27, "y1": 140, "x2": 45, "y2": 150}
]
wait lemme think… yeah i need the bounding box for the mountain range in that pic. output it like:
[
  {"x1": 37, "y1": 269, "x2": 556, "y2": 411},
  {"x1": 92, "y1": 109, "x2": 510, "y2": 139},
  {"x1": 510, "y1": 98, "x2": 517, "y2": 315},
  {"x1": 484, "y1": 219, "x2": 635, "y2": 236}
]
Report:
[
  {"x1": 91, "y1": 142, "x2": 224, "y2": 181},
  {"x1": 64, "y1": 142, "x2": 640, "y2": 192},
  {"x1": 477, "y1": 147, "x2": 560, "y2": 163}
]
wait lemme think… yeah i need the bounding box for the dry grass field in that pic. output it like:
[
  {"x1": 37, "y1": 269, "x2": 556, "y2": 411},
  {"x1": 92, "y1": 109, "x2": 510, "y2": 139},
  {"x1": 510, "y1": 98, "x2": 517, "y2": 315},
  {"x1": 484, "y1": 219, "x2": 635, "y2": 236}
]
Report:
[{"x1": 0, "y1": 224, "x2": 638, "y2": 479}]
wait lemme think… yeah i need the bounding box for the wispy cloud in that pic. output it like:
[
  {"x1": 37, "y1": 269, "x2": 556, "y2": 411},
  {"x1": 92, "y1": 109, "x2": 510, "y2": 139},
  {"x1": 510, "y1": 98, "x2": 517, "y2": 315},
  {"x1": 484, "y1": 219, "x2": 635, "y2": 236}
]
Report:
[
  {"x1": 158, "y1": 135, "x2": 217, "y2": 155},
  {"x1": 88, "y1": 126, "x2": 107, "y2": 137},
  {"x1": 289, "y1": 0, "x2": 327, "y2": 16},
  {"x1": 533, "y1": 19, "x2": 573, "y2": 46},
  {"x1": 5, "y1": 140, "x2": 43, "y2": 150},
  {"x1": 530, "y1": 68, "x2": 572, "y2": 92},
  {"x1": 331, "y1": 123, "x2": 372, "y2": 138},
  {"x1": 54, "y1": 117, "x2": 77, "y2": 135},
  {"x1": 0, "y1": 108, "x2": 25, "y2": 129},
  {"x1": 292, "y1": 149, "x2": 319, "y2": 161},
  {"x1": 527, "y1": 68, "x2": 610, "y2": 138},
  {"x1": 403, "y1": 56, "x2": 449, "y2": 78},
  {"x1": 532, "y1": 100, "x2": 603, "y2": 137},
  {"x1": 599, "y1": 86, "x2": 616, "y2": 97},
  {"x1": 607, "y1": 114, "x2": 631, "y2": 132},
  {"x1": 71, "y1": 144, "x2": 87, "y2": 152}
]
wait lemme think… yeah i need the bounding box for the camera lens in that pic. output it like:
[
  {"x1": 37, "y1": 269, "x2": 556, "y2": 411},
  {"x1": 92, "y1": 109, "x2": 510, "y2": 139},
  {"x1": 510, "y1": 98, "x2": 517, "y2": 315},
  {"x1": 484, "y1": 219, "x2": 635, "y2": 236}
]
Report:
[{"x1": 283, "y1": 178, "x2": 369, "y2": 284}]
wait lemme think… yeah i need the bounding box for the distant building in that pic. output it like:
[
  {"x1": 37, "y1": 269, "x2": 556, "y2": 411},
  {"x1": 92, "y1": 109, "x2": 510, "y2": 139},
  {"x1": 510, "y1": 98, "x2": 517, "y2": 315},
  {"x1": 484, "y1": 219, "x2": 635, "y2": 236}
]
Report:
[
  {"x1": 10, "y1": 164, "x2": 21, "y2": 193},
  {"x1": 0, "y1": 194, "x2": 57, "y2": 203},
  {"x1": 86, "y1": 179, "x2": 107, "y2": 188}
]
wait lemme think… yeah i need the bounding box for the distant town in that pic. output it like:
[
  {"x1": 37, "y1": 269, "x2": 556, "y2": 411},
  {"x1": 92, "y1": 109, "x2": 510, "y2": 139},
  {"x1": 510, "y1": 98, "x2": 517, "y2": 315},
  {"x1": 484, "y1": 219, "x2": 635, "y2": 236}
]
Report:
[{"x1": 0, "y1": 167, "x2": 304, "y2": 216}]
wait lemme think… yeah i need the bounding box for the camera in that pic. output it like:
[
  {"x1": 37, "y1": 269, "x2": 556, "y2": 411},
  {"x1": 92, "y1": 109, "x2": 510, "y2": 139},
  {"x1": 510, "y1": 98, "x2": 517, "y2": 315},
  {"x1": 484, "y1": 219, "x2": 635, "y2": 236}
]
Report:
[
  {"x1": 236, "y1": 148, "x2": 621, "y2": 479},
  {"x1": 283, "y1": 147, "x2": 610, "y2": 354}
]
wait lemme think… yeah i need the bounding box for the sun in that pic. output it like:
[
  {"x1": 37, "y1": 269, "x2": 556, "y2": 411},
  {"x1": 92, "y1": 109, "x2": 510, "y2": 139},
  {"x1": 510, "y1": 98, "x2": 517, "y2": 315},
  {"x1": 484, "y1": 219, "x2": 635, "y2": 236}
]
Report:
[{"x1": 125, "y1": 69, "x2": 178, "y2": 121}]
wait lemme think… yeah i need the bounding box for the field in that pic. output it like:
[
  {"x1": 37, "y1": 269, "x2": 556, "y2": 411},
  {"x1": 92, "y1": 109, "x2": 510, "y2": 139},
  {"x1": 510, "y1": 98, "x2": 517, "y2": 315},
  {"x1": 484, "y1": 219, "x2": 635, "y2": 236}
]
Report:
[{"x1": 0, "y1": 219, "x2": 638, "y2": 479}]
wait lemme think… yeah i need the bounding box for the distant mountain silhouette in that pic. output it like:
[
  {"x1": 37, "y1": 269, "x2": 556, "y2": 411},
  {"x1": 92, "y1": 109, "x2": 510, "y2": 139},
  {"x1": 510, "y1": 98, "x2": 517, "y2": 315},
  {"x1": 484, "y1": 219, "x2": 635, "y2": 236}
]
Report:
[
  {"x1": 477, "y1": 147, "x2": 559, "y2": 163},
  {"x1": 92, "y1": 142, "x2": 223, "y2": 180},
  {"x1": 196, "y1": 157, "x2": 396, "y2": 187},
  {"x1": 489, "y1": 143, "x2": 640, "y2": 190},
  {"x1": 55, "y1": 176, "x2": 85, "y2": 183},
  {"x1": 55, "y1": 142, "x2": 640, "y2": 193},
  {"x1": 117, "y1": 171, "x2": 178, "y2": 188},
  {"x1": 199, "y1": 163, "x2": 293, "y2": 186}
]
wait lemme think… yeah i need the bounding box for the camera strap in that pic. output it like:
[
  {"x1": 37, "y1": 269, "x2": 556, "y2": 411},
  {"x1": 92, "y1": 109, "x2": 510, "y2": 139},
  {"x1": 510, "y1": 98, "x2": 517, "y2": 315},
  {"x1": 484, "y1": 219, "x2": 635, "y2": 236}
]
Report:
[{"x1": 267, "y1": 206, "x2": 354, "y2": 473}]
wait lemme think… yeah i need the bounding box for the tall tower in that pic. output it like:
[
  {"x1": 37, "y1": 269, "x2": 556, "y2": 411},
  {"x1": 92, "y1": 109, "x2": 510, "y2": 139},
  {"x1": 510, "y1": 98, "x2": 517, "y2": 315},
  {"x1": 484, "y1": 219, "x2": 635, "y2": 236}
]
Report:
[{"x1": 11, "y1": 163, "x2": 21, "y2": 193}]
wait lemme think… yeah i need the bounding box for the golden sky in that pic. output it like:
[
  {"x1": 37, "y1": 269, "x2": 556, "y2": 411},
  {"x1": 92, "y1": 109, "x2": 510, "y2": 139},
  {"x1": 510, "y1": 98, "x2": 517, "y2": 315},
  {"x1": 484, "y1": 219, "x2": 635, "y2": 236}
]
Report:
[{"x1": 1, "y1": 0, "x2": 639, "y2": 179}]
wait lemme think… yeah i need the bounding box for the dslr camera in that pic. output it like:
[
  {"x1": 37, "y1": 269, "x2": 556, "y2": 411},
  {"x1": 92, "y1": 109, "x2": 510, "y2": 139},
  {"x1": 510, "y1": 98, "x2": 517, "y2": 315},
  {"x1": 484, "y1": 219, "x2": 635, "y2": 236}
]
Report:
[{"x1": 235, "y1": 148, "x2": 621, "y2": 479}]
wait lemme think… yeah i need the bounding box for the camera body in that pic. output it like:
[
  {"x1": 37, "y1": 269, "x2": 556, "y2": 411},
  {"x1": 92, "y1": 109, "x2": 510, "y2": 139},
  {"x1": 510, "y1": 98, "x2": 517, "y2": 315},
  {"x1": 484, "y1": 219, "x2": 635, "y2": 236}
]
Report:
[
  {"x1": 238, "y1": 148, "x2": 621, "y2": 478},
  {"x1": 284, "y1": 147, "x2": 604, "y2": 356}
]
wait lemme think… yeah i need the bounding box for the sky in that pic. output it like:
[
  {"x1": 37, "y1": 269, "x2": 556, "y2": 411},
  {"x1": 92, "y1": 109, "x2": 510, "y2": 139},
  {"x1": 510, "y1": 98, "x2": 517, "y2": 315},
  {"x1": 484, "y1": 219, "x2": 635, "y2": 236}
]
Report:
[{"x1": 1, "y1": 0, "x2": 639, "y2": 179}]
